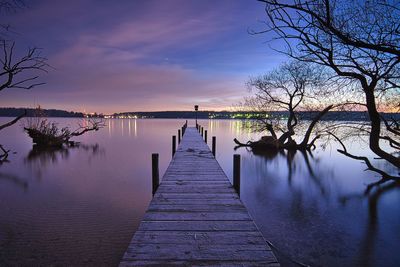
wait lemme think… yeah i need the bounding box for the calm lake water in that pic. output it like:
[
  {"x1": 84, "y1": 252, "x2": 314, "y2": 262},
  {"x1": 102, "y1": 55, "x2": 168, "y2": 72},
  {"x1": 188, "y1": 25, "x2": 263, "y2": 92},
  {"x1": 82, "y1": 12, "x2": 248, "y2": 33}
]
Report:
[{"x1": 0, "y1": 118, "x2": 399, "y2": 267}]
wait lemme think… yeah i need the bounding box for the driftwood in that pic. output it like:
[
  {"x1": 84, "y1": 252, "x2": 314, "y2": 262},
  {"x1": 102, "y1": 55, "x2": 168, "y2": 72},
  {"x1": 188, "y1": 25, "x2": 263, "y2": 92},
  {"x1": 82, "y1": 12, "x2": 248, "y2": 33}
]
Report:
[
  {"x1": 234, "y1": 134, "x2": 317, "y2": 151},
  {"x1": 24, "y1": 127, "x2": 70, "y2": 147},
  {"x1": 24, "y1": 118, "x2": 104, "y2": 148},
  {"x1": 234, "y1": 136, "x2": 279, "y2": 150}
]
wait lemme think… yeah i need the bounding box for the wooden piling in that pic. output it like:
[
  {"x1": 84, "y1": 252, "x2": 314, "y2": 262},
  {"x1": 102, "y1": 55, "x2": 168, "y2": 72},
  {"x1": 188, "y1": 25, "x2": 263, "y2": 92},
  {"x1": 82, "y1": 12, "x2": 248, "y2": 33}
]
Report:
[
  {"x1": 151, "y1": 153, "x2": 159, "y2": 195},
  {"x1": 204, "y1": 130, "x2": 208, "y2": 143},
  {"x1": 172, "y1": 135, "x2": 176, "y2": 156},
  {"x1": 212, "y1": 136, "x2": 216, "y2": 157},
  {"x1": 233, "y1": 154, "x2": 240, "y2": 196},
  {"x1": 178, "y1": 129, "x2": 181, "y2": 144}
]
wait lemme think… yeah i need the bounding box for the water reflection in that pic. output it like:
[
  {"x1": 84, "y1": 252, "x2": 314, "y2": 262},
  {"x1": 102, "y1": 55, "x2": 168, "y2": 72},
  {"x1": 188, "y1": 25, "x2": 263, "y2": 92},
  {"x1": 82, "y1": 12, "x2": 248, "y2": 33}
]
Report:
[
  {"x1": 0, "y1": 172, "x2": 28, "y2": 191},
  {"x1": 0, "y1": 118, "x2": 398, "y2": 267},
  {"x1": 107, "y1": 119, "x2": 139, "y2": 138},
  {"x1": 26, "y1": 143, "x2": 103, "y2": 164},
  {"x1": 232, "y1": 141, "x2": 398, "y2": 267},
  {"x1": 24, "y1": 143, "x2": 104, "y2": 179},
  {"x1": 239, "y1": 146, "x2": 332, "y2": 197},
  {"x1": 356, "y1": 181, "x2": 399, "y2": 267}
]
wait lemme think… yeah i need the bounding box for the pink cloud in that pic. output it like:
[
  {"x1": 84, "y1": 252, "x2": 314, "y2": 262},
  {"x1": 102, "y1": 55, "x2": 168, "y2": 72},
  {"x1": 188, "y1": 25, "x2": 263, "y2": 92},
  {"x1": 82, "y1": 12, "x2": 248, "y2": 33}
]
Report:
[{"x1": 0, "y1": 0, "x2": 264, "y2": 113}]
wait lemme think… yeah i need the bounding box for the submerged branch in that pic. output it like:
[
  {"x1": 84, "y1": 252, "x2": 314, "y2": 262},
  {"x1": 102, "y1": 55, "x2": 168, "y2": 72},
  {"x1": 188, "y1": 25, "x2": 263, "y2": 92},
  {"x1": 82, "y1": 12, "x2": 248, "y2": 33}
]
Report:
[
  {"x1": 0, "y1": 110, "x2": 26, "y2": 131},
  {"x1": 328, "y1": 131, "x2": 399, "y2": 183}
]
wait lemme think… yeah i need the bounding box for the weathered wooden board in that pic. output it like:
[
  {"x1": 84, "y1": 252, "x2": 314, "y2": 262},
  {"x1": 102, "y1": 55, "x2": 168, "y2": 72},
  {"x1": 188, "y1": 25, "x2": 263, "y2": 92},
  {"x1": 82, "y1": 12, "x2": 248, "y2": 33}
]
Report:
[
  {"x1": 137, "y1": 221, "x2": 259, "y2": 232},
  {"x1": 147, "y1": 204, "x2": 246, "y2": 212},
  {"x1": 152, "y1": 198, "x2": 242, "y2": 205},
  {"x1": 154, "y1": 193, "x2": 239, "y2": 199},
  {"x1": 120, "y1": 260, "x2": 279, "y2": 267},
  {"x1": 120, "y1": 127, "x2": 279, "y2": 266},
  {"x1": 130, "y1": 231, "x2": 267, "y2": 245},
  {"x1": 124, "y1": 244, "x2": 275, "y2": 261}
]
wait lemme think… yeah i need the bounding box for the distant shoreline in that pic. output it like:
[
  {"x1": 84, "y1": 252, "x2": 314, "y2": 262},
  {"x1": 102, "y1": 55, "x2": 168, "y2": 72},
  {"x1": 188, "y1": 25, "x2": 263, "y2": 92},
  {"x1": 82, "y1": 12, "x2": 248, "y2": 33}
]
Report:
[{"x1": 0, "y1": 107, "x2": 399, "y2": 121}]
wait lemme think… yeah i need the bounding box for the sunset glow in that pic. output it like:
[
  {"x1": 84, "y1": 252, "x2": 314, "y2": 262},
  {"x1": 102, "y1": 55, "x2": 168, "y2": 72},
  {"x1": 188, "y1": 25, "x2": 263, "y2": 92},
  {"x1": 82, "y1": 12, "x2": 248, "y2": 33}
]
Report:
[{"x1": 0, "y1": 0, "x2": 284, "y2": 113}]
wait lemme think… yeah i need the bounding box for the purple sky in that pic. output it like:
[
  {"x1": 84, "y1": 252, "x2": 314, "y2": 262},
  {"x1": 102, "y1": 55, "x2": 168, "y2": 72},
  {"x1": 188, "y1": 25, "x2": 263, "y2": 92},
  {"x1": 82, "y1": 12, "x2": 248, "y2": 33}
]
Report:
[{"x1": 1, "y1": 0, "x2": 284, "y2": 114}]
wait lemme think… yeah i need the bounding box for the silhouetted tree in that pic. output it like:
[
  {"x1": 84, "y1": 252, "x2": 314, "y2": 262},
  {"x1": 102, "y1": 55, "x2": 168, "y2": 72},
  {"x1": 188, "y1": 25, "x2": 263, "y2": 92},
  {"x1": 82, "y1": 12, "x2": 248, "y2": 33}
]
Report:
[
  {"x1": 235, "y1": 60, "x2": 334, "y2": 150},
  {"x1": 0, "y1": 0, "x2": 47, "y2": 162},
  {"x1": 257, "y1": 0, "x2": 399, "y2": 182}
]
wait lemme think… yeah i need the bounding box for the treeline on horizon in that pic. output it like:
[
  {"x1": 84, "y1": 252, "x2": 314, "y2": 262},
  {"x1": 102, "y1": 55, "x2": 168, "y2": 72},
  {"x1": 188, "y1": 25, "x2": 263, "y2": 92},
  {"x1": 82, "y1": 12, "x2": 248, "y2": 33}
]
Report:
[
  {"x1": 0, "y1": 107, "x2": 85, "y2": 117},
  {"x1": 1, "y1": 107, "x2": 399, "y2": 121},
  {"x1": 114, "y1": 111, "x2": 400, "y2": 121}
]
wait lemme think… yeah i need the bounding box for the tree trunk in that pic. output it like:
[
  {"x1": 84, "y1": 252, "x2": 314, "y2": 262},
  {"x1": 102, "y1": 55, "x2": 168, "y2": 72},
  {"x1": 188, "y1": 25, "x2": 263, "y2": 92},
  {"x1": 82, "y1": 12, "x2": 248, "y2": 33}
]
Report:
[
  {"x1": 300, "y1": 105, "x2": 333, "y2": 147},
  {"x1": 365, "y1": 89, "x2": 400, "y2": 168}
]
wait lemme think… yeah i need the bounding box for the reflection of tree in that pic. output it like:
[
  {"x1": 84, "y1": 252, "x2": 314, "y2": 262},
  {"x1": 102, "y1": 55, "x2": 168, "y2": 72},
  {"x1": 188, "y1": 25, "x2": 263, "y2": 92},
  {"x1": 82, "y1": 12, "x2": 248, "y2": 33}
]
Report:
[
  {"x1": 0, "y1": 172, "x2": 28, "y2": 191},
  {"x1": 25, "y1": 145, "x2": 70, "y2": 167},
  {"x1": 239, "y1": 146, "x2": 330, "y2": 196},
  {"x1": 238, "y1": 146, "x2": 335, "y2": 266},
  {"x1": 24, "y1": 143, "x2": 104, "y2": 179},
  {"x1": 240, "y1": 143, "x2": 399, "y2": 266},
  {"x1": 340, "y1": 180, "x2": 400, "y2": 267},
  {"x1": 242, "y1": 146, "x2": 281, "y2": 160}
]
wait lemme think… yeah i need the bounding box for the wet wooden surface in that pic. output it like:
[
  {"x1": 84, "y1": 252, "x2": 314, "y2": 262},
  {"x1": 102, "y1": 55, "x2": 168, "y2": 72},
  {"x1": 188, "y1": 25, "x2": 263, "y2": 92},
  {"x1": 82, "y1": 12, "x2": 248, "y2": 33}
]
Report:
[{"x1": 120, "y1": 127, "x2": 279, "y2": 266}]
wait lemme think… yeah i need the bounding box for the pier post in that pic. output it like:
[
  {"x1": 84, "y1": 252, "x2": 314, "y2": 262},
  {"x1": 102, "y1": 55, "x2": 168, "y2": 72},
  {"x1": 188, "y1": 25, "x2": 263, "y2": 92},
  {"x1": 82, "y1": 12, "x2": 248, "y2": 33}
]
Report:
[
  {"x1": 152, "y1": 153, "x2": 159, "y2": 195},
  {"x1": 212, "y1": 136, "x2": 216, "y2": 157},
  {"x1": 172, "y1": 135, "x2": 176, "y2": 156},
  {"x1": 233, "y1": 154, "x2": 241, "y2": 196},
  {"x1": 201, "y1": 127, "x2": 204, "y2": 137},
  {"x1": 204, "y1": 130, "x2": 207, "y2": 143},
  {"x1": 178, "y1": 129, "x2": 181, "y2": 143}
]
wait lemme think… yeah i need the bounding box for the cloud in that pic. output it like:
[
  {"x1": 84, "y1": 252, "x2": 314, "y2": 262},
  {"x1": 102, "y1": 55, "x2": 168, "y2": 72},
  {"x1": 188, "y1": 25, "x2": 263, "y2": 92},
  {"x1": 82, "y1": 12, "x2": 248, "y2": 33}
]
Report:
[{"x1": 0, "y1": 0, "x2": 277, "y2": 113}]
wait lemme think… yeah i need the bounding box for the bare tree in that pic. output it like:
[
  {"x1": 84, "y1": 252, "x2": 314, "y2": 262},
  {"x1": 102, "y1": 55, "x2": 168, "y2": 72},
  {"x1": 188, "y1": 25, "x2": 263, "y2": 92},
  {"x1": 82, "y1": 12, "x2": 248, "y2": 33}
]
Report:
[
  {"x1": 235, "y1": 60, "x2": 335, "y2": 150},
  {"x1": 256, "y1": 0, "x2": 399, "y2": 181},
  {"x1": 0, "y1": 41, "x2": 47, "y2": 91},
  {"x1": 0, "y1": 0, "x2": 47, "y2": 163}
]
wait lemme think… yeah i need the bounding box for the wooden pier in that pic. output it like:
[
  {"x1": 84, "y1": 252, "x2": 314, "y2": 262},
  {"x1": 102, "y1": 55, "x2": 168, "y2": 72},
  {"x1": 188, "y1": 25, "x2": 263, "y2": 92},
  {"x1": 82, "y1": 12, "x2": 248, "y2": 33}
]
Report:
[{"x1": 120, "y1": 127, "x2": 279, "y2": 266}]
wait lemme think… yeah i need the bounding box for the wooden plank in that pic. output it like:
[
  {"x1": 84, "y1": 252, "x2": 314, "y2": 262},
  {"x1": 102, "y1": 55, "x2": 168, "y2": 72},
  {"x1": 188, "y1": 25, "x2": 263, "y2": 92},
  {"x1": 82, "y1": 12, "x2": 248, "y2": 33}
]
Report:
[
  {"x1": 120, "y1": 127, "x2": 279, "y2": 266},
  {"x1": 163, "y1": 175, "x2": 227, "y2": 181},
  {"x1": 158, "y1": 183, "x2": 233, "y2": 188},
  {"x1": 151, "y1": 198, "x2": 242, "y2": 205},
  {"x1": 120, "y1": 260, "x2": 280, "y2": 267},
  {"x1": 161, "y1": 180, "x2": 229, "y2": 185},
  {"x1": 156, "y1": 185, "x2": 236, "y2": 194},
  {"x1": 143, "y1": 211, "x2": 252, "y2": 221},
  {"x1": 123, "y1": 244, "x2": 276, "y2": 261},
  {"x1": 154, "y1": 193, "x2": 239, "y2": 199},
  {"x1": 130, "y1": 231, "x2": 267, "y2": 245},
  {"x1": 137, "y1": 221, "x2": 259, "y2": 232},
  {"x1": 147, "y1": 204, "x2": 247, "y2": 212}
]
